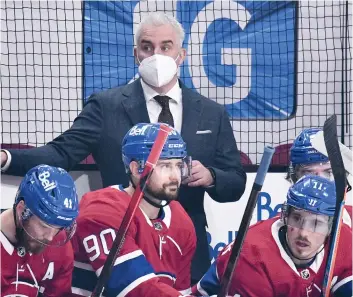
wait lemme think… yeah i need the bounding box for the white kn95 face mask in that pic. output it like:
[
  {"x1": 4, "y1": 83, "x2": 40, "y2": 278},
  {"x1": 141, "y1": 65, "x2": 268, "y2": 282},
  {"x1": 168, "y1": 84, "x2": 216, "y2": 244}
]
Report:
[{"x1": 138, "y1": 54, "x2": 179, "y2": 88}]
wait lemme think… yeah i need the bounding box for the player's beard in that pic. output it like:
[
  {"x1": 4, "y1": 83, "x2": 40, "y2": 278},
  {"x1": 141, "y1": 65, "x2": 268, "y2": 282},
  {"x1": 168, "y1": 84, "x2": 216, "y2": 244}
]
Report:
[
  {"x1": 145, "y1": 181, "x2": 180, "y2": 202},
  {"x1": 16, "y1": 221, "x2": 48, "y2": 255}
]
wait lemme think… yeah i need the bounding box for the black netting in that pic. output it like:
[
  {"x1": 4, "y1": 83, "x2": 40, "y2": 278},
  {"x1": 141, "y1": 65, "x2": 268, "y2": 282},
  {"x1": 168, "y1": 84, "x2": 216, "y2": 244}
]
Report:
[
  {"x1": 1, "y1": 1, "x2": 351, "y2": 168},
  {"x1": 1, "y1": 1, "x2": 84, "y2": 158}
]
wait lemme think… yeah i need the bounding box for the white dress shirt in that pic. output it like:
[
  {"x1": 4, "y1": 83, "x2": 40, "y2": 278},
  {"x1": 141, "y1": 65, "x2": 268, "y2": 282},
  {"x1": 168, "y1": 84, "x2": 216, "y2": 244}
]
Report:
[
  {"x1": 140, "y1": 79, "x2": 183, "y2": 133},
  {"x1": 1, "y1": 149, "x2": 11, "y2": 172}
]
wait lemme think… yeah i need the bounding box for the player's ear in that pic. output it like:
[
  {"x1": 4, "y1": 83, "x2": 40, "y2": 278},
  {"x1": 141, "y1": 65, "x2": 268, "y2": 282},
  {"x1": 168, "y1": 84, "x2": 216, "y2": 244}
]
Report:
[
  {"x1": 16, "y1": 200, "x2": 25, "y2": 213},
  {"x1": 281, "y1": 202, "x2": 288, "y2": 224},
  {"x1": 178, "y1": 48, "x2": 187, "y2": 66},
  {"x1": 14, "y1": 200, "x2": 25, "y2": 223},
  {"x1": 129, "y1": 161, "x2": 140, "y2": 178},
  {"x1": 134, "y1": 48, "x2": 139, "y2": 65}
]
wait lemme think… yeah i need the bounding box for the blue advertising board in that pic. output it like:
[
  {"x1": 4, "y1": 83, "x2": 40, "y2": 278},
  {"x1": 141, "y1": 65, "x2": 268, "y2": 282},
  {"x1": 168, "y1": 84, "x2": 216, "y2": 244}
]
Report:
[{"x1": 83, "y1": 1, "x2": 296, "y2": 120}]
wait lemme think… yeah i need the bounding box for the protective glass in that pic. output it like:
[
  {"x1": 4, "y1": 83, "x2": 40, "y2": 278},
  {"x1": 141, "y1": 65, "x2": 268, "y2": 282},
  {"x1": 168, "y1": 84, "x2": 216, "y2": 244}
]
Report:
[
  {"x1": 297, "y1": 162, "x2": 333, "y2": 181},
  {"x1": 285, "y1": 207, "x2": 332, "y2": 235},
  {"x1": 155, "y1": 156, "x2": 192, "y2": 181}
]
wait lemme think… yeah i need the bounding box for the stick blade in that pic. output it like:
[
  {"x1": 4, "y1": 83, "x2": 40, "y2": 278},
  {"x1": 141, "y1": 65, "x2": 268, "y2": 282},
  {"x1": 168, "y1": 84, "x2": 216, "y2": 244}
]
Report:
[
  {"x1": 321, "y1": 115, "x2": 348, "y2": 297},
  {"x1": 323, "y1": 115, "x2": 346, "y2": 205},
  {"x1": 312, "y1": 128, "x2": 353, "y2": 181}
]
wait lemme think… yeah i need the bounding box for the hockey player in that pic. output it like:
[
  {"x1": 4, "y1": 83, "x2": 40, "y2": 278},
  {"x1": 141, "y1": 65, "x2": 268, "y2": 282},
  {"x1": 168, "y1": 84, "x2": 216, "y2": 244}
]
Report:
[
  {"x1": 288, "y1": 127, "x2": 352, "y2": 227},
  {"x1": 1, "y1": 164, "x2": 79, "y2": 297},
  {"x1": 71, "y1": 123, "x2": 197, "y2": 297},
  {"x1": 192, "y1": 175, "x2": 352, "y2": 297}
]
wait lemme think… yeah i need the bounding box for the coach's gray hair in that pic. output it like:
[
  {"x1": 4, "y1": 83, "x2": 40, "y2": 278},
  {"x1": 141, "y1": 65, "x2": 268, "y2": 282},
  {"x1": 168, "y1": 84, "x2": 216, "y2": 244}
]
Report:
[{"x1": 134, "y1": 12, "x2": 185, "y2": 48}]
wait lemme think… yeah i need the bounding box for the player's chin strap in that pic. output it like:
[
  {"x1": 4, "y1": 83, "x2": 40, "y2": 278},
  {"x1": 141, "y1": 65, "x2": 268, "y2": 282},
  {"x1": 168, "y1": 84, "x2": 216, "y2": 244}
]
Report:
[
  {"x1": 129, "y1": 176, "x2": 171, "y2": 209},
  {"x1": 143, "y1": 192, "x2": 170, "y2": 209}
]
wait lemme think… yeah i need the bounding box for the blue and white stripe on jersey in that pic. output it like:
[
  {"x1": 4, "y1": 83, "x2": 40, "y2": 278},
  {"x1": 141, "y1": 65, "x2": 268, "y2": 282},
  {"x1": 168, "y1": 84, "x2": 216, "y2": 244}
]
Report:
[
  {"x1": 155, "y1": 271, "x2": 176, "y2": 284},
  {"x1": 72, "y1": 250, "x2": 157, "y2": 297},
  {"x1": 72, "y1": 261, "x2": 100, "y2": 296},
  {"x1": 196, "y1": 261, "x2": 220, "y2": 296},
  {"x1": 332, "y1": 275, "x2": 352, "y2": 297},
  {"x1": 107, "y1": 250, "x2": 156, "y2": 296}
]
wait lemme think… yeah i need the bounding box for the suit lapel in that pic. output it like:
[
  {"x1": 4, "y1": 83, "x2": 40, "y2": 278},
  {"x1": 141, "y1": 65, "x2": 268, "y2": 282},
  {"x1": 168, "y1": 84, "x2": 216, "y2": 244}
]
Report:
[
  {"x1": 180, "y1": 81, "x2": 202, "y2": 144},
  {"x1": 121, "y1": 79, "x2": 150, "y2": 125},
  {"x1": 121, "y1": 79, "x2": 202, "y2": 142}
]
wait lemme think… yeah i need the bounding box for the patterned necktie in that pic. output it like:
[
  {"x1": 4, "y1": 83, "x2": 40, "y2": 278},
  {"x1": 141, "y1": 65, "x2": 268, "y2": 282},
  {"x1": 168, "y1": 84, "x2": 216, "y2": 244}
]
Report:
[{"x1": 154, "y1": 95, "x2": 174, "y2": 127}]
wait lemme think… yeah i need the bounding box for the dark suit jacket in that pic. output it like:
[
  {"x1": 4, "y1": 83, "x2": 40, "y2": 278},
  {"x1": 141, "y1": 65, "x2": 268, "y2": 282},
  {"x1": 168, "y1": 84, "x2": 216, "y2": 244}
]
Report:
[{"x1": 6, "y1": 79, "x2": 246, "y2": 281}]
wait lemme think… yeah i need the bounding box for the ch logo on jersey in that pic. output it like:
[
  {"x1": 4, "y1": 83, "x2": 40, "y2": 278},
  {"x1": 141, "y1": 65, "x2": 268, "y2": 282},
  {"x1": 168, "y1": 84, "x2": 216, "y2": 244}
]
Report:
[
  {"x1": 17, "y1": 246, "x2": 26, "y2": 257},
  {"x1": 153, "y1": 222, "x2": 163, "y2": 231},
  {"x1": 301, "y1": 269, "x2": 310, "y2": 280}
]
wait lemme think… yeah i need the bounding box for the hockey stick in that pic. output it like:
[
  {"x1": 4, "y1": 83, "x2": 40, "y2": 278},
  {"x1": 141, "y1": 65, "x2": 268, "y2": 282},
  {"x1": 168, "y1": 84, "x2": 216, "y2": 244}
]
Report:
[
  {"x1": 311, "y1": 130, "x2": 352, "y2": 186},
  {"x1": 217, "y1": 146, "x2": 275, "y2": 297},
  {"x1": 91, "y1": 124, "x2": 173, "y2": 297},
  {"x1": 321, "y1": 115, "x2": 348, "y2": 297}
]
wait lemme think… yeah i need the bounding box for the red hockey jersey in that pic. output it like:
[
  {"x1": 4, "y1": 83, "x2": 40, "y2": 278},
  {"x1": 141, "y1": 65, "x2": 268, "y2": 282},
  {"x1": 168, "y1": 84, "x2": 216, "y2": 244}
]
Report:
[
  {"x1": 71, "y1": 185, "x2": 196, "y2": 297},
  {"x1": 343, "y1": 205, "x2": 352, "y2": 228},
  {"x1": 192, "y1": 217, "x2": 352, "y2": 297},
  {"x1": 1, "y1": 231, "x2": 74, "y2": 297}
]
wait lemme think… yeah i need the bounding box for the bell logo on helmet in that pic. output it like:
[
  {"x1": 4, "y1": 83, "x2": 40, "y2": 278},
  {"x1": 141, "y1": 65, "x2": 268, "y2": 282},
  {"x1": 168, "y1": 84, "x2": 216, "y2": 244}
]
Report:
[
  {"x1": 129, "y1": 125, "x2": 149, "y2": 136},
  {"x1": 38, "y1": 171, "x2": 56, "y2": 192}
]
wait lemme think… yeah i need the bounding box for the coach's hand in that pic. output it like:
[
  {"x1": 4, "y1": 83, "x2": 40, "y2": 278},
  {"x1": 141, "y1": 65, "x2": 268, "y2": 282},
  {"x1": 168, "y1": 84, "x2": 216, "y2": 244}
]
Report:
[
  {"x1": 183, "y1": 160, "x2": 214, "y2": 188},
  {"x1": 1, "y1": 151, "x2": 8, "y2": 168}
]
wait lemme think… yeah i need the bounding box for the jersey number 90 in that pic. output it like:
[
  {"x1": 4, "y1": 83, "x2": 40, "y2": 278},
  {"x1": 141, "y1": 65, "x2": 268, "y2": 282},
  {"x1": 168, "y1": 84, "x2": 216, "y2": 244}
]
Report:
[{"x1": 82, "y1": 228, "x2": 116, "y2": 261}]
